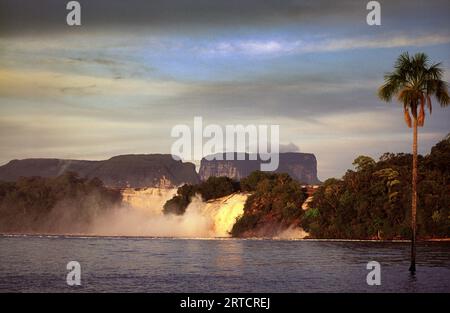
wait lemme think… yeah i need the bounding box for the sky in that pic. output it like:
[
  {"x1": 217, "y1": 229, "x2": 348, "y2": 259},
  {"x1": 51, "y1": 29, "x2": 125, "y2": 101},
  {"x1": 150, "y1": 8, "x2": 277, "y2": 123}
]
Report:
[{"x1": 0, "y1": 0, "x2": 449, "y2": 180}]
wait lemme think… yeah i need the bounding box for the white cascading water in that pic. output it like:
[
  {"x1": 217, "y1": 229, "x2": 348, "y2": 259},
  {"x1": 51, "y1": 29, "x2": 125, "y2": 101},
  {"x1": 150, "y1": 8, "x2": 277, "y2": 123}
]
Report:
[
  {"x1": 90, "y1": 188, "x2": 248, "y2": 237},
  {"x1": 121, "y1": 187, "x2": 178, "y2": 215}
]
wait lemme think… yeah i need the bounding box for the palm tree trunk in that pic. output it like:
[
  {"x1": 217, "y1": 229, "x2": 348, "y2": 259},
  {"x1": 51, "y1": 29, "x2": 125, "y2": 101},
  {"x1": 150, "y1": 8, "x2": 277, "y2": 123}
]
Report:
[{"x1": 409, "y1": 116, "x2": 418, "y2": 273}]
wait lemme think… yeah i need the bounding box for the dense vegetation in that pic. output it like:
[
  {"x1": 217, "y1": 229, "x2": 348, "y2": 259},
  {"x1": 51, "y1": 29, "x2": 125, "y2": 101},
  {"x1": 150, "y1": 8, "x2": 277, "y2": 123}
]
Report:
[
  {"x1": 0, "y1": 172, "x2": 122, "y2": 233},
  {"x1": 230, "y1": 171, "x2": 307, "y2": 237},
  {"x1": 301, "y1": 136, "x2": 450, "y2": 239}
]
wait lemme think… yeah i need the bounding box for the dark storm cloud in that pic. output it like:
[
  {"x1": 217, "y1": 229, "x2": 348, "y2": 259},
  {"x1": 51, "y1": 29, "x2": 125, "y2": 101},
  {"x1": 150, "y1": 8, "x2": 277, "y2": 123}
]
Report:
[
  {"x1": 1, "y1": 0, "x2": 449, "y2": 36},
  {"x1": 0, "y1": 0, "x2": 344, "y2": 34}
]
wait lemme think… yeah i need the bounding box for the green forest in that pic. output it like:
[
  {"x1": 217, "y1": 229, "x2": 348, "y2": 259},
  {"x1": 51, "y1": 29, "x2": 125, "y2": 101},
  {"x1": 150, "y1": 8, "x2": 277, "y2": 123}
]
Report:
[{"x1": 302, "y1": 135, "x2": 450, "y2": 239}]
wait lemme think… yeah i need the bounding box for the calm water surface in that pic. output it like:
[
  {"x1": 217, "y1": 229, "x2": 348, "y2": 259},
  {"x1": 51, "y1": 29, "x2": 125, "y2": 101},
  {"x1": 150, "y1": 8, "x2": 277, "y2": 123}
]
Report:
[{"x1": 0, "y1": 235, "x2": 449, "y2": 292}]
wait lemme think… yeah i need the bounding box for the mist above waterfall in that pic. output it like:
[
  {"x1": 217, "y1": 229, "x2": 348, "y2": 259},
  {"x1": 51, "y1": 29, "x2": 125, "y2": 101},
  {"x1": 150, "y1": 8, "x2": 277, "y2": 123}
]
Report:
[{"x1": 90, "y1": 189, "x2": 247, "y2": 237}]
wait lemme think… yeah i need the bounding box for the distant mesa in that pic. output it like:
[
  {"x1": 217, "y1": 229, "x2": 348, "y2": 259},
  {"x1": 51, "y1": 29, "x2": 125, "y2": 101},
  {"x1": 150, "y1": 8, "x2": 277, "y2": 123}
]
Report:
[
  {"x1": 199, "y1": 152, "x2": 321, "y2": 185},
  {"x1": 0, "y1": 154, "x2": 200, "y2": 188},
  {"x1": 0, "y1": 152, "x2": 321, "y2": 187}
]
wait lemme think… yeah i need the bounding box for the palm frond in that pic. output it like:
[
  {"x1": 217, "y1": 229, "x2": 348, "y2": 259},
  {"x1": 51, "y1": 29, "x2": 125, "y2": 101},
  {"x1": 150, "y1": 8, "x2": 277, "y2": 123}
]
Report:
[
  {"x1": 378, "y1": 73, "x2": 402, "y2": 101},
  {"x1": 435, "y1": 80, "x2": 450, "y2": 106},
  {"x1": 379, "y1": 52, "x2": 449, "y2": 126},
  {"x1": 395, "y1": 52, "x2": 411, "y2": 71},
  {"x1": 426, "y1": 62, "x2": 443, "y2": 80}
]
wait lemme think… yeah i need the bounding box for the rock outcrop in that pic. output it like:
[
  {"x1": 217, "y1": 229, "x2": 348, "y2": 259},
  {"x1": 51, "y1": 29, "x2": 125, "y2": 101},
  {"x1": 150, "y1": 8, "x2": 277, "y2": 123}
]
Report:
[
  {"x1": 199, "y1": 152, "x2": 320, "y2": 184},
  {"x1": 0, "y1": 154, "x2": 200, "y2": 188}
]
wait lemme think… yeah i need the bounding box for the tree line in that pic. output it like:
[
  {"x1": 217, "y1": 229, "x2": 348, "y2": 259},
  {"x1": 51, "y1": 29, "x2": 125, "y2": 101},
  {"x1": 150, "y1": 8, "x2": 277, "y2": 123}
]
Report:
[
  {"x1": 302, "y1": 135, "x2": 450, "y2": 239},
  {"x1": 0, "y1": 172, "x2": 122, "y2": 233}
]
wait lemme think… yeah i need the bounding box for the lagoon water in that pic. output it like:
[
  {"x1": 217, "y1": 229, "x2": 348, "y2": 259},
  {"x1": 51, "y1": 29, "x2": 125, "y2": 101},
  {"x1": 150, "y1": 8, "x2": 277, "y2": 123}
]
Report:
[{"x1": 0, "y1": 235, "x2": 449, "y2": 292}]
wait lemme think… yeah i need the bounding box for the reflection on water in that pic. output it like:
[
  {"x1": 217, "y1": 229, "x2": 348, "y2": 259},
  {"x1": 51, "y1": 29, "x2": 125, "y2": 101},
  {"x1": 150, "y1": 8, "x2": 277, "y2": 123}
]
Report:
[
  {"x1": 0, "y1": 235, "x2": 449, "y2": 292},
  {"x1": 213, "y1": 241, "x2": 244, "y2": 274}
]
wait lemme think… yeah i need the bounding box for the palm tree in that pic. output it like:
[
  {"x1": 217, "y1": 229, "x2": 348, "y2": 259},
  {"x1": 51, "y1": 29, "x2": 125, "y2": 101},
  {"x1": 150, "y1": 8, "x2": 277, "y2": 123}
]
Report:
[{"x1": 378, "y1": 52, "x2": 449, "y2": 273}]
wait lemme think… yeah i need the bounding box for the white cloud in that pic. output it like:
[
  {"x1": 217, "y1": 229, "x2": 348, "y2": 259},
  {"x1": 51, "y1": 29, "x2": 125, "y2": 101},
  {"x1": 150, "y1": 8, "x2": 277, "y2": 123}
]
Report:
[
  {"x1": 0, "y1": 68, "x2": 192, "y2": 100},
  {"x1": 201, "y1": 33, "x2": 450, "y2": 56}
]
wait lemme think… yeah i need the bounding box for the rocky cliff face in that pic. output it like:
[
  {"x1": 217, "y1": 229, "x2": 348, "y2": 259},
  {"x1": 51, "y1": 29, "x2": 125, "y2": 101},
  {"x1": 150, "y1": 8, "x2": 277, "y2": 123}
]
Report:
[
  {"x1": 0, "y1": 154, "x2": 200, "y2": 188},
  {"x1": 199, "y1": 152, "x2": 320, "y2": 184}
]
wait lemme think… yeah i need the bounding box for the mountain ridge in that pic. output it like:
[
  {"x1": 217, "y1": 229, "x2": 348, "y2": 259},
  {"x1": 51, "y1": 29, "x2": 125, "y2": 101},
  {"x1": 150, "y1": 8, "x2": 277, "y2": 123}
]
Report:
[
  {"x1": 199, "y1": 152, "x2": 320, "y2": 184},
  {"x1": 0, "y1": 151, "x2": 321, "y2": 187},
  {"x1": 0, "y1": 154, "x2": 200, "y2": 188}
]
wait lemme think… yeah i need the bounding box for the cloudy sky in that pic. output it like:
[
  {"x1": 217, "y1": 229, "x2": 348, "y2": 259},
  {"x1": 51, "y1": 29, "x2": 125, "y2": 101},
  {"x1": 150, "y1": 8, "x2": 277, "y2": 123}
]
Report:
[{"x1": 0, "y1": 0, "x2": 449, "y2": 179}]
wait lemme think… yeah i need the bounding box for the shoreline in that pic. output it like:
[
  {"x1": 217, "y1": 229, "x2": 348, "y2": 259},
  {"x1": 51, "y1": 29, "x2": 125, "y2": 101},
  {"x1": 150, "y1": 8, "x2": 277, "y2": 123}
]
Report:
[{"x1": 1, "y1": 233, "x2": 449, "y2": 242}]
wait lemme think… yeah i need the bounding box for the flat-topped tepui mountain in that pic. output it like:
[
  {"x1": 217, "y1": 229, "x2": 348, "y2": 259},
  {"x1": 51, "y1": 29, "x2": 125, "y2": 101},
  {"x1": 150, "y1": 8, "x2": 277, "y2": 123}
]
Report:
[
  {"x1": 0, "y1": 152, "x2": 321, "y2": 187},
  {"x1": 0, "y1": 155, "x2": 200, "y2": 188},
  {"x1": 199, "y1": 152, "x2": 320, "y2": 184}
]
